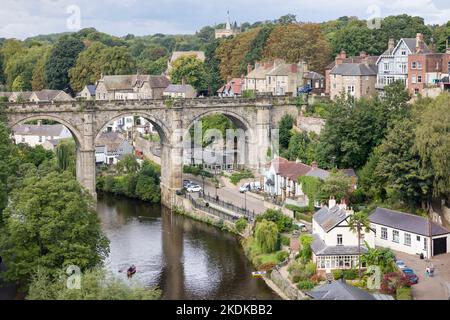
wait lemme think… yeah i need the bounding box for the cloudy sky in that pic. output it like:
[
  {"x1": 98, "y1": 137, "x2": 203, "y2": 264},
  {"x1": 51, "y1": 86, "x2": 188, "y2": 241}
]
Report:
[{"x1": 1, "y1": 0, "x2": 449, "y2": 39}]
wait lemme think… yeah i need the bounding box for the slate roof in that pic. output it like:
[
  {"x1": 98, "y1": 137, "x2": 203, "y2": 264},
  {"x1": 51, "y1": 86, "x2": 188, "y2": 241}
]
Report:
[
  {"x1": 381, "y1": 38, "x2": 430, "y2": 56},
  {"x1": 369, "y1": 208, "x2": 450, "y2": 237},
  {"x1": 247, "y1": 63, "x2": 274, "y2": 79},
  {"x1": 313, "y1": 205, "x2": 349, "y2": 233},
  {"x1": 0, "y1": 92, "x2": 12, "y2": 98},
  {"x1": 311, "y1": 234, "x2": 368, "y2": 256},
  {"x1": 326, "y1": 56, "x2": 379, "y2": 70},
  {"x1": 305, "y1": 167, "x2": 330, "y2": 180},
  {"x1": 306, "y1": 280, "x2": 375, "y2": 300},
  {"x1": 330, "y1": 63, "x2": 378, "y2": 76},
  {"x1": 99, "y1": 75, "x2": 170, "y2": 91},
  {"x1": 13, "y1": 124, "x2": 67, "y2": 137},
  {"x1": 164, "y1": 84, "x2": 196, "y2": 94},
  {"x1": 32, "y1": 89, "x2": 72, "y2": 101},
  {"x1": 304, "y1": 71, "x2": 324, "y2": 80},
  {"x1": 86, "y1": 85, "x2": 96, "y2": 95}
]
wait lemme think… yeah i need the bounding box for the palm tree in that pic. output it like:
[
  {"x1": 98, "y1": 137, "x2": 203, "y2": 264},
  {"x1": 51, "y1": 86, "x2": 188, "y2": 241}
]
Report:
[{"x1": 348, "y1": 212, "x2": 371, "y2": 279}]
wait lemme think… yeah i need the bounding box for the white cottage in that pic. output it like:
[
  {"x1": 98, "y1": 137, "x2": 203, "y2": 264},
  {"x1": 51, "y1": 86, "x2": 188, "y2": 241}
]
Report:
[
  {"x1": 311, "y1": 199, "x2": 375, "y2": 272},
  {"x1": 13, "y1": 124, "x2": 72, "y2": 147},
  {"x1": 369, "y1": 208, "x2": 450, "y2": 258}
]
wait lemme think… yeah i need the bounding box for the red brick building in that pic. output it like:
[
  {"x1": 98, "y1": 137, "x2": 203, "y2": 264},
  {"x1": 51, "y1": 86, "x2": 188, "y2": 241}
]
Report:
[{"x1": 408, "y1": 51, "x2": 450, "y2": 96}]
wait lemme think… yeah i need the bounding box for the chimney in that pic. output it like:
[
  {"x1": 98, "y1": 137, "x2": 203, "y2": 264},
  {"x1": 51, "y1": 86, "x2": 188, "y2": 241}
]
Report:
[
  {"x1": 335, "y1": 50, "x2": 346, "y2": 65},
  {"x1": 247, "y1": 63, "x2": 253, "y2": 75},
  {"x1": 416, "y1": 33, "x2": 424, "y2": 53},
  {"x1": 290, "y1": 64, "x2": 298, "y2": 73},
  {"x1": 328, "y1": 197, "x2": 336, "y2": 208},
  {"x1": 255, "y1": 61, "x2": 261, "y2": 69},
  {"x1": 311, "y1": 160, "x2": 318, "y2": 169},
  {"x1": 181, "y1": 77, "x2": 186, "y2": 86},
  {"x1": 388, "y1": 38, "x2": 395, "y2": 51},
  {"x1": 37, "y1": 120, "x2": 42, "y2": 126},
  {"x1": 359, "y1": 51, "x2": 367, "y2": 59}
]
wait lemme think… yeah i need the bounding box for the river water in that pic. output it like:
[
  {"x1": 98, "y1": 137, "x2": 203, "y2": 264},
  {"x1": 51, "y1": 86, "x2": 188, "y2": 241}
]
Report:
[{"x1": 97, "y1": 193, "x2": 280, "y2": 300}]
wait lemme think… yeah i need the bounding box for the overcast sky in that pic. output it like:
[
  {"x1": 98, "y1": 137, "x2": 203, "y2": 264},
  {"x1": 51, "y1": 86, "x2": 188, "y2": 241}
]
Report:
[{"x1": 1, "y1": 0, "x2": 449, "y2": 39}]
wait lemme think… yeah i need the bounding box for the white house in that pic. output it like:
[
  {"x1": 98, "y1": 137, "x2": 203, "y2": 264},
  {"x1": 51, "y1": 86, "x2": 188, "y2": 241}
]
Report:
[
  {"x1": 369, "y1": 207, "x2": 450, "y2": 258},
  {"x1": 376, "y1": 33, "x2": 430, "y2": 93},
  {"x1": 12, "y1": 123, "x2": 72, "y2": 147},
  {"x1": 95, "y1": 132, "x2": 134, "y2": 165},
  {"x1": 311, "y1": 199, "x2": 375, "y2": 272},
  {"x1": 78, "y1": 85, "x2": 96, "y2": 100}
]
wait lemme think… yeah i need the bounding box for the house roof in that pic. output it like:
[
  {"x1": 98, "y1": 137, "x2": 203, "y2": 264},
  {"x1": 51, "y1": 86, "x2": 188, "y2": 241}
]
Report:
[
  {"x1": 164, "y1": 84, "x2": 195, "y2": 94},
  {"x1": 313, "y1": 205, "x2": 349, "y2": 233},
  {"x1": 86, "y1": 85, "x2": 96, "y2": 95},
  {"x1": 217, "y1": 78, "x2": 243, "y2": 94},
  {"x1": 0, "y1": 92, "x2": 12, "y2": 98},
  {"x1": 341, "y1": 168, "x2": 357, "y2": 178},
  {"x1": 326, "y1": 56, "x2": 379, "y2": 70},
  {"x1": 369, "y1": 208, "x2": 450, "y2": 237},
  {"x1": 98, "y1": 75, "x2": 170, "y2": 91},
  {"x1": 247, "y1": 63, "x2": 274, "y2": 79},
  {"x1": 10, "y1": 92, "x2": 33, "y2": 101},
  {"x1": 32, "y1": 89, "x2": 72, "y2": 101},
  {"x1": 306, "y1": 280, "x2": 375, "y2": 300},
  {"x1": 304, "y1": 71, "x2": 324, "y2": 80},
  {"x1": 269, "y1": 157, "x2": 312, "y2": 181},
  {"x1": 170, "y1": 51, "x2": 205, "y2": 63},
  {"x1": 96, "y1": 131, "x2": 133, "y2": 155},
  {"x1": 330, "y1": 63, "x2": 378, "y2": 76},
  {"x1": 305, "y1": 167, "x2": 330, "y2": 180},
  {"x1": 13, "y1": 124, "x2": 67, "y2": 137},
  {"x1": 380, "y1": 38, "x2": 430, "y2": 56}
]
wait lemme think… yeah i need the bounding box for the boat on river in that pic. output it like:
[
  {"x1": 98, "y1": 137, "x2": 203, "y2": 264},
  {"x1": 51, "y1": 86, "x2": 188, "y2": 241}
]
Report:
[{"x1": 251, "y1": 271, "x2": 266, "y2": 278}]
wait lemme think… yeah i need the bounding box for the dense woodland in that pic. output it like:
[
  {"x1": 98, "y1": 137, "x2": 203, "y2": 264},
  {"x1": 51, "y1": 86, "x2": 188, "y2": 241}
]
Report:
[{"x1": 1, "y1": 14, "x2": 450, "y2": 94}]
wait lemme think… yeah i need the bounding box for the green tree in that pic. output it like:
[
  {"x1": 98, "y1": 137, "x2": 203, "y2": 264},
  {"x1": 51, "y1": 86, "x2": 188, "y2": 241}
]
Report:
[
  {"x1": 376, "y1": 119, "x2": 432, "y2": 209},
  {"x1": 255, "y1": 219, "x2": 279, "y2": 254},
  {"x1": 11, "y1": 75, "x2": 26, "y2": 91},
  {"x1": 319, "y1": 171, "x2": 352, "y2": 202},
  {"x1": 117, "y1": 154, "x2": 139, "y2": 174},
  {"x1": 55, "y1": 139, "x2": 76, "y2": 175},
  {"x1": 169, "y1": 55, "x2": 207, "y2": 91},
  {"x1": 414, "y1": 94, "x2": 450, "y2": 200},
  {"x1": 0, "y1": 171, "x2": 110, "y2": 285},
  {"x1": 284, "y1": 131, "x2": 316, "y2": 163},
  {"x1": 98, "y1": 46, "x2": 136, "y2": 77},
  {"x1": 329, "y1": 20, "x2": 377, "y2": 56},
  {"x1": 279, "y1": 114, "x2": 294, "y2": 150},
  {"x1": 68, "y1": 42, "x2": 107, "y2": 92},
  {"x1": 348, "y1": 212, "x2": 371, "y2": 279},
  {"x1": 0, "y1": 122, "x2": 18, "y2": 216},
  {"x1": 27, "y1": 268, "x2": 160, "y2": 300},
  {"x1": 45, "y1": 36, "x2": 85, "y2": 90}
]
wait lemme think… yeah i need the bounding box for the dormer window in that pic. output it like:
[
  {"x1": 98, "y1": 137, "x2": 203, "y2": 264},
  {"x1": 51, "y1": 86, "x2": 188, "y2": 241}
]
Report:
[
  {"x1": 401, "y1": 50, "x2": 407, "y2": 56},
  {"x1": 337, "y1": 234, "x2": 343, "y2": 246}
]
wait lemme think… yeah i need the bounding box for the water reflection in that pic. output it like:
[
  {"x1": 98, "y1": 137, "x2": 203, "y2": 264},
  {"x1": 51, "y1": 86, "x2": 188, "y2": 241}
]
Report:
[{"x1": 97, "y1": 193, "x2": 280, "y2": 300}]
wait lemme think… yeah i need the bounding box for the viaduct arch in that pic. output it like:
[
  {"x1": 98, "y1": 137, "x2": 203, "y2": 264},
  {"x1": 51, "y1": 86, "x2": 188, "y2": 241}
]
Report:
[{"x1": 5, "y1": 97, "x2": 299, "y2": 208}]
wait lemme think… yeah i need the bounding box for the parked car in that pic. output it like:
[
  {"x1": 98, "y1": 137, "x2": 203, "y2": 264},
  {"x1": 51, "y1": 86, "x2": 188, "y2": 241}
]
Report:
[
  {"x1": 402, "y1": 268, "x2": 419, "y2": 285},
  {"x1": 239, "y1": 183, "x2": 250, "y2": 193},
  {"x1": 187, "y1": 185, "x2": 202, "y2": 193},
  {"x1": 294, "y1": 222, "x2": 307, "y2": 232},
  {"x1": 395, "y1": 260, "x2": 407, "y2": 270},
  {"x1": 183, "y1": 180, "x2": 192, "y2": 188},
  {"x1": 298, "y1": 84, "x2": 312, "y2": 94}
]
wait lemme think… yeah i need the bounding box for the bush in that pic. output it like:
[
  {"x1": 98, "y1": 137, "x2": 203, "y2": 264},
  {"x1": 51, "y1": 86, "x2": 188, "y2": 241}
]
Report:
[
  {"x1": 256, "y1": 209, "x2": 293, "y2": 233},
  {"x1": 182, "y1": 165, "x2": 213, "y2": 178},
  {"x1": 305, "y1": 262, "x2": 317, "y2": 278},
  {"x1": 255, "y1": 220, "x2": 279, "y2": 253},
  {"x1": 396, "y1": 287, "x2": 412, "y2": 300},
  {"x1": 297, "y1": 280, "x2": 315, "y2": 290},
  {"x1": 258, "y1": 262, "x2": 276, "y2": 271},
  {"x1": 276, "y1": 251, "x2": 289, "y2": 263},
  {"x1": 280, "y1": 235, "x2": 290, "y2": 246},
  {"x1": 229, "y1": 169, "x2": 254, "y2": 185},
  {"x1": 343, "y1": 269, "x2": 358, "y2": 280},
  {"x1": 235, "y1": 218, "x2": 248, "y2": 233},
  {"x1": 310, "y1": 274, "x2": 324, "y2": 284},
  {"x1": 333, "y1": 269, "x2": 343, "y2": 280},
  {"x1": 295, "y1": 212, "x2": 313, "y2": 223},
  {"x1": 381, "y1": 272, "x2": 410, "y2": 295}
]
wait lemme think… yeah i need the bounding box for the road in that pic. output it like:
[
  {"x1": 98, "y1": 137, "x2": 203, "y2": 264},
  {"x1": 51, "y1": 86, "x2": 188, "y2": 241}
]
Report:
[{"x1": 185, "y1": 176, "x2": 266, "y2": 215}]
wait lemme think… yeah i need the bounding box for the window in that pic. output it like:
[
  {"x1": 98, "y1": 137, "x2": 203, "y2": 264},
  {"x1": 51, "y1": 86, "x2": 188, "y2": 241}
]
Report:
[
  {"x1": 38, "y1": 136, "x2": 42, "y2": 143},
  {"x1": 401, "y1": 63, "x2": 407, "y2": 74},
  {"x1": 414, "y1": 88, "x2": 420, "y2": 95},
  {"x1": 424, "y1": 238, "x2": 427, "y2": 251},
  {"x1": 21, "y1": 137, "x2": 25, "y2": 143},
  {"x1": 412, "y1": 62, "x2": 417, "y2": 69},
  {"x1": 418, "y1": 76, "x2": 422, "y2": 83},
  {"x1": 401, "y1": 50, "x2": 407, "y2": 56},
  {"x1": 347, "y1": 85, "x2": 355, "y2": 95},
  {"x1": 381, "y1": 227, "x2": 388, "y2": 240},
  {"x1": 404, "y1": 233, "x2": 411, "y2": 246},
  {"x1": 417, "y1": 62, "x2": 422, "y2": 70},
  {"x1": 337, "y1": 234, "x2": 343, "y2": 246},
  {"x1": 412, "y1": 76, "x2": 417, "y2": 84},
  {"x1": 417, "y1": 236, "x2": 421, "y2": 241},
  {"x1": 393, "y1": 230, "x2": 399, "y2": 243},
  {"x1": 384, "y1": 63, "x2": 389, "y2": 71}
]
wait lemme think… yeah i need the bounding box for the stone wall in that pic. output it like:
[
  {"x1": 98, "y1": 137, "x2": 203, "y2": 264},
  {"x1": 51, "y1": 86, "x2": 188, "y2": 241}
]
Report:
[
  {"x1": 269, "y1": 268, "x2": 306, "y2": 300},
  {"x1": 296, "y1": 116, "x2": 325, "y2": 135},
  {"x1": 135, "y1": 136, "x2": 162, "y2": 165}
]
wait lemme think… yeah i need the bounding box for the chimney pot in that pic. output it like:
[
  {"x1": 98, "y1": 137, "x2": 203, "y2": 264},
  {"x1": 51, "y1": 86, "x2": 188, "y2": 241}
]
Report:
[
  {"x1": 388, "y1": 38, "x2": 395, "y2": 50},
  {"x1": 311, "y1": 160, "x2": 318, "y2": 168},
  {"x1": 328, "y1": 197, "x2": 336, "y2": 208}
]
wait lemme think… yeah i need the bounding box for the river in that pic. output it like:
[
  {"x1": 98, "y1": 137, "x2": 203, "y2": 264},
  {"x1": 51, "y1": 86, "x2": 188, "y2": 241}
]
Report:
[{"x1": 97, "y1": 193, "x2": 280, "y2": 300}]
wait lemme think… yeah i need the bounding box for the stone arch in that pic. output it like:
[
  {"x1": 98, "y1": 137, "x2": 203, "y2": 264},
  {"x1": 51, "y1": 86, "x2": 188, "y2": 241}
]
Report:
[
  {"x1": 184, "y1": 109, "x2": 255, "y2": 171},
  {"x1": 7, "y1": 113, "x2": 83, "y2": 147},
  {"x1": 94, "y1": 111, "x2": 171, "y2": 144}
]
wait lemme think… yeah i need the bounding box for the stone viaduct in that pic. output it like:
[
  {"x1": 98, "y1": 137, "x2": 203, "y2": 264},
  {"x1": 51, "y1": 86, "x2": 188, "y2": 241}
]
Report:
[{"x1": 4, "y1": 96, "x2": 299, "y2": 208}]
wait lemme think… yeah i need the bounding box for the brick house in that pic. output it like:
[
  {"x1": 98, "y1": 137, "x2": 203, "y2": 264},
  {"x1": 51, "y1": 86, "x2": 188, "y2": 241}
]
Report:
[{"x1": 408, "y1": 50, "x2": 450, "y2": 97}]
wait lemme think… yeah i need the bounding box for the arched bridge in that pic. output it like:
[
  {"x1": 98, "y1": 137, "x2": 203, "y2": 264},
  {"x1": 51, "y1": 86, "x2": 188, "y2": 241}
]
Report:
[{"x1": 4, "y1": 96, "x2": 299, "y2": 208}]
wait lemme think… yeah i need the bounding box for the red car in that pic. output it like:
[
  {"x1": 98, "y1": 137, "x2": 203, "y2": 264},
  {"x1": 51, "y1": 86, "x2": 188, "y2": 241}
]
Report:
[{"x1": 402, "y1": 268, "x2": 419, "y2": 285}]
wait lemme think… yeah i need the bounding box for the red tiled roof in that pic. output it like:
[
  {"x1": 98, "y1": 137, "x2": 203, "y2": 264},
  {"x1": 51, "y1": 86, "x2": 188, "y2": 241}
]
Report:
[
  {"x1": 269, "y1": 156, "x2": 312, "y2": 181},
  {"x1": 217, "y1": 78, "x2": 243, "y2": 94}
]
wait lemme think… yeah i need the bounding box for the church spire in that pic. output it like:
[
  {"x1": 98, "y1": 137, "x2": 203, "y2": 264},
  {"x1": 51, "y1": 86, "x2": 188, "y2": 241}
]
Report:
[{"x1": 225, "y1": 9, "x2": 231, "y2": 30}]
